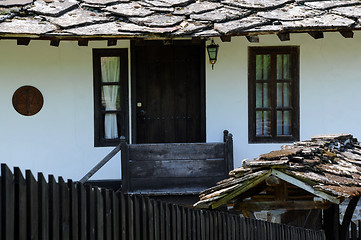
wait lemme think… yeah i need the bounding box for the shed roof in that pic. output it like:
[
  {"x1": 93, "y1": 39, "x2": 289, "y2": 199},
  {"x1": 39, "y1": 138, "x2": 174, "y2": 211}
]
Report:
[
  {"x1": 194, "y1": 134, "x2": 361, "y2": 210},
  {"x1": 1, "y1": 0, "x2": 361, "y2": 39}
]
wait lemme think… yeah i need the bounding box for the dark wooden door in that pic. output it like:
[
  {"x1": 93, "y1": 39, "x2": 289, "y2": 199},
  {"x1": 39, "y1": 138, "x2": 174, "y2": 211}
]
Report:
[{"x1": 132, "y1": 41, "x2": 205, "y2": 143}]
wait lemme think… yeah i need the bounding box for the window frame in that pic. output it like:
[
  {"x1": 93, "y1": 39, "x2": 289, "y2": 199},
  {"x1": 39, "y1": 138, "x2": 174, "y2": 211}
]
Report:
[
  {"x1": 248, "y1": 46, "x2": 300, "y2": 143},
  {"x1": 93, "y1": 48, "x2": 129, "y2": 147}
]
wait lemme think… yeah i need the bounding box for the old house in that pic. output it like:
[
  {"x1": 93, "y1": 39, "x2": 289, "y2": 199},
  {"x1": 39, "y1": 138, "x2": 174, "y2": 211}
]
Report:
[{"x1": 1, "y1": 0, "x2": 361, "y2": 196}]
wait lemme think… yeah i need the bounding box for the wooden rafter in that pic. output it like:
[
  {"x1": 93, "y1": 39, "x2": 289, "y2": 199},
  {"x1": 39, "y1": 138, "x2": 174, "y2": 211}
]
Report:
[
  {"x1": 234, "y1": 200, "x2": 332, "y2": 211},
  {"x1": 246, "y1": 35, "x2": 259, "y2": 43},
  {"x1": 211, "y1": 170, "x2": 272, "y2": 209},
  {"x1": 277, "y1": 33, "x2": 290, "y2": 41},
  {"x1": 271, "y1": 169, "x2": 341, "y2": 204},
  {"x1": 308, "y1": 31, "x2": 324, "y2": 39}
]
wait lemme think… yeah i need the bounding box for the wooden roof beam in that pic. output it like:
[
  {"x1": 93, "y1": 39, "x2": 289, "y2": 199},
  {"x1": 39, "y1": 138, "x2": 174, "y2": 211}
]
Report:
[
  {"x1": 271, "y1": 169, "x2": 341, "y2": 204},
  {"x1": 78, "y1": 39, "x2": 88, "y2": 46},
  {"x1": 211, "y1": 170, "x2": 271, "y2": 209},
  {"x1": 277, "y1": 32, "x2": 290, "y2": 41},
  {"x1": 308, "y1": 31, "x2": 324, "y2": 39},
  {"x1": 17, "y1": 38, "x2": 30, "y2": 46},
  {"x1": 50, "y1": 39, "x2": 60, "y2": 47},
  {"x1": 220, "y1": 36, "x2": 231, "y2": 42},
  {"x1": 246, "y1": 35, "x2": 259, "y2": 43},
  {"x1": 234, "y1": 200, "x2": 332, "y2": 211},
  {"x1": 339, "y1": 30, "x2": 354, "y2": 38},
  {"x1": 340, "y1": 195, "x2": 361, "y2": 239},
  {"x1": 107, "y1": 39, "x2": 117, "y2": 46}
]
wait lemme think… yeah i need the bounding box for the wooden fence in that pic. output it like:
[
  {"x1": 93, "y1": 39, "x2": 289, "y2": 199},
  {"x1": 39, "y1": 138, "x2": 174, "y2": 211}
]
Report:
[
  {"x1": 0, "y1": 164, "x2": 326, "y2": 240},
  {"x1": 347, "y1": 221, "x2": 361, "y2": 239}
]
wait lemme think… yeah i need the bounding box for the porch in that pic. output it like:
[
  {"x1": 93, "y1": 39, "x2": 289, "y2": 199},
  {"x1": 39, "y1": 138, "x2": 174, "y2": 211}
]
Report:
[{"x1": 81, "y1": 130, "x2": 234, "y2": 203}]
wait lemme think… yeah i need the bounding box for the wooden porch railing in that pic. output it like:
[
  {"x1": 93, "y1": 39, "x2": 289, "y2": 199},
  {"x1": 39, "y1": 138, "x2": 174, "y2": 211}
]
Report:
[{"x1": 121, "y1": 130, "x2": 234, "y2": 194}]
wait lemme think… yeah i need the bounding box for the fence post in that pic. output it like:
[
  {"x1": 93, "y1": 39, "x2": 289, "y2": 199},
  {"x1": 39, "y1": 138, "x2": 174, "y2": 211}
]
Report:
[
  {"x1": 14, "y1": 167, "x2": 26, "y2": 240},
  {"x1": 77, "y1": 182, "x2": 87, "y2": 240},
  {"x1": 1, "y1": 164, "x2": 14, "y2": 240},
  {"x1": 68, "y1": 179, "x2": 78, "y2": 240},
  {"x1": 49, "y1": 175, "x2": 59, "y2": 240},
  {"x1": 38, "y1": 172, "x2": 49, "y2": 240},
  {"x1": 26, "y1": 169, "x2": 38, "y2": 240},
  {"x1": 111, "y1": 191, "x2": 120, "y2": 240},
  {"x1": 58, "y1": 177, "x2": 70, "y2": 240}
]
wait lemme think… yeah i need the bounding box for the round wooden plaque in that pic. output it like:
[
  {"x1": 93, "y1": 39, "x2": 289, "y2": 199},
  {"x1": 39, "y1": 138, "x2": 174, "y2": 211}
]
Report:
[{"x1": 12, "y1": 86, "x2": 44, "y2": 116}]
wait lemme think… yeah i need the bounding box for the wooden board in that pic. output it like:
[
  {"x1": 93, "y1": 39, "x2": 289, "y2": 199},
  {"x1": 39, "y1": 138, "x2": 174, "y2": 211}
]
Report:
[
  {"x1": 129, "y1": 159, "x2": 226, "y2": 178},
  {"x1": 129, "y1": 143, "x2": 225, "y2": 160}
]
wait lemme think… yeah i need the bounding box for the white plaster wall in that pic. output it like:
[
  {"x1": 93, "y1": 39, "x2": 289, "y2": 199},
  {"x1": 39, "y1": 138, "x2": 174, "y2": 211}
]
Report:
[
  {"x1": 206, "y1": 32, "x2": 361, "y2": 169},
  {"x1": 0, "y1": 40, "x2": 130, "y2": 180},
  {"x1": 2, "y1": 32, "x2": 361, "y2": 181}
]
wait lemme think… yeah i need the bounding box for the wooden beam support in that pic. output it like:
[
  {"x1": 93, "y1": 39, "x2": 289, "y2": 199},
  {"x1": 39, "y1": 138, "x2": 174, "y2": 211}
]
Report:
[
  {"x1": 246, "y1": 35, "x2": 259, "y2": 43},
  {"x1": 271, "y1": 170, "x2": 341, "y2": 204},
  {"x1": 277, "y1": 33, "x2": 290, "y2": 41},
  {"x1": 212, "y1": 170, "x2": 271, "y2": 209},
  {"x1": 50, "y1": 39, "x2": 60, "y2": 47},
  {"x1": 340, "y1": 196, "x2": 361, "y2": 240},
  {"x1": 234, "y1": 200, "x2": 331, "y2": 211},
  {"x1": 308, "y1": 31, "x2": 324, "y2": 39},
  {"x1": 78, "y1": 39, "x2": 88, "y2": 46},
  {"x1": 323, "y1": 204, "x2": 340, "y2": 240},
  {"x1": 339, "y1": 30, "x2": 354, "y2": 38},
  {"x1": 107, "y1": 39, "x2": 117, "y2": 46},
  {"x1": 220, "y1": 36, "x2": 231, "y2": 42},
  {"x1": 17, "y1": 38, "x2": 30, "y2": 46}
]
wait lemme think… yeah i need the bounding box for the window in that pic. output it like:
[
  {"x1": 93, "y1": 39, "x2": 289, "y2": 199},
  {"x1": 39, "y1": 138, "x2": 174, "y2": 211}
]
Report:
[
  {"x1": 248, "y1": 47, "x2": 299, "y2": 143},
  {"x1": 93, "y1": 49, "x2": 128, "y2": 147}
]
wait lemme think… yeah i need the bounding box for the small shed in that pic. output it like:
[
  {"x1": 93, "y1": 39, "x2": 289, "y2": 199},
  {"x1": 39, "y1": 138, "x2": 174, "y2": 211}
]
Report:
[{"x1": 195, "y1": 134, "x2": 361, "y2": 240}]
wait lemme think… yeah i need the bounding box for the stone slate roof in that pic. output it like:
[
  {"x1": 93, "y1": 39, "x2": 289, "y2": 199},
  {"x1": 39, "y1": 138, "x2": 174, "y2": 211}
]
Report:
[
  {"x1": 1, "y1": 0, "x2": 361, "y2": 39},
  {"x1": 195, "y1": 134, "x2": 361, "y2": 209}
]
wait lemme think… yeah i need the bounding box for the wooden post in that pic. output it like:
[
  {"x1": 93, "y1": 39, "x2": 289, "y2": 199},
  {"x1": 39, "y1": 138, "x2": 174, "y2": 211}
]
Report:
[
  {"x1": 2, "y1": 164, "x2": 15, "y2": 240},
  {"x1": 26, "y1": 170, "x2": 39, "y2": 240},
  {"x1": 14, "y1": 167, "x2": 26, "y2": 240},
  {"x1": 340, "y1": 196, "x2": 360, "y2": 240},
  {"x1": 120, "y1": 136, "x2": 130, "y2": 193},
  {"x1": 224, "y1": 130, "x2": 234, "y2": 172},
  {"x1": 323, "y1": 204, "x2": 339, "y2": 240}
]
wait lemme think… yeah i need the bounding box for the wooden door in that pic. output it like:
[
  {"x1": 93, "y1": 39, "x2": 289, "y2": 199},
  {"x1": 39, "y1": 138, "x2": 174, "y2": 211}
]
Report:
[{"x1": 132, "y1": 41, "x2": 205, "y2": 143}]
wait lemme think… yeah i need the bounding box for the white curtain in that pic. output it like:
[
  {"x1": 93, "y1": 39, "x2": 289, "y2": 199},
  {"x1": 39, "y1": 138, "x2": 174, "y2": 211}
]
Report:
[{"x1": 101, "y1": 57, "x2": 120, "y2": 139}]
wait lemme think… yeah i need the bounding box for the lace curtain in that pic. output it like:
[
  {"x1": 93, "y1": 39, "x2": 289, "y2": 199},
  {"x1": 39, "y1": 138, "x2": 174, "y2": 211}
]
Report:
[{"x1": 101, "y1": 57, "x2": 120, "y2": 139}]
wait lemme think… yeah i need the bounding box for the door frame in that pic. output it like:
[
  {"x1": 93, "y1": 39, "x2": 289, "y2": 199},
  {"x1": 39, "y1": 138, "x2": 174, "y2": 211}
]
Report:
[{"x1": 130, "y1": 40, "x2": 206, "y2": 144}]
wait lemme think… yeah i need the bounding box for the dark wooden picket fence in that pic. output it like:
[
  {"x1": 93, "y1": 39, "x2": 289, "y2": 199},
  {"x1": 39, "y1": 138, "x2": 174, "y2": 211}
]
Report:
[
  {"x1": 0, "y1": 163, "x2": 326, "y2": 240},
  {"x1": 347, "y1": 221, "x2": 361, "y2": 240}
]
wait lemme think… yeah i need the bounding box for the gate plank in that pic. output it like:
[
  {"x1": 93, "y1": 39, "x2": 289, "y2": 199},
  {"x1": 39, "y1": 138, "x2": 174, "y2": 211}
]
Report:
[
  {"x1": 38, "y1": 173, "x2": 49, "y2": 240},
  {"x1": 94, "y1": 187, "x2": 103, "y2": 240},
  {"x1": 68, "y1": 180, "x2": 78, "y2": 240},
  {"x1": 77, "y1": 183, "x2": 87, "y2": 240},
  {"x1": 59, "y1": 177, "x2": 70, "y2": 240},
  {"x1": 49, "y1": 175, "x2": 59, "y2": 240},
  {"x1": 129, "y1": 143, "x2": 224, "y2": 161},
  {"x1": 14, "y1": 167, "x2": 26, "y2": 240},
  {"x1": 26, "y1": 169, "x2": 38, "y2": 240},
  {"x1": 2, "y1": 164, "x2": 14, "y2": 240}
]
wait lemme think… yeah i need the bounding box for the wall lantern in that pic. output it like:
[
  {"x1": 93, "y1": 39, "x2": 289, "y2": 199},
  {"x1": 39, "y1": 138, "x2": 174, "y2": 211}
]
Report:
[{"x1": 206, "y1": 40, "x2": 219, "y2": 70}]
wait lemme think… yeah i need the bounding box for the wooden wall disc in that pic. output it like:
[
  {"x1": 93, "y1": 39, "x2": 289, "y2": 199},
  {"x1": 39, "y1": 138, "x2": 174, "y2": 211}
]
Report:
[{"x1": 12, "y1": 86, "x2": 44, "y2": 116}]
